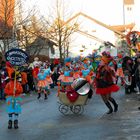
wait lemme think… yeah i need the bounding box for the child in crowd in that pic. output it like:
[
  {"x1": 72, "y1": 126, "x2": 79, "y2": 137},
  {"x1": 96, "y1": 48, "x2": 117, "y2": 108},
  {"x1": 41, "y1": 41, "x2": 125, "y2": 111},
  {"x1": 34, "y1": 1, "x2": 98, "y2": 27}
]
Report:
[
  {"x1": 21, "y1": 69, "x2": 28, "y2": 94},
  {"x1": 37, "y1": 68, "x2": 48, "y2": 100},
  {"x1": 4, "y1": 72, "x2": 23, "y2": 129}
]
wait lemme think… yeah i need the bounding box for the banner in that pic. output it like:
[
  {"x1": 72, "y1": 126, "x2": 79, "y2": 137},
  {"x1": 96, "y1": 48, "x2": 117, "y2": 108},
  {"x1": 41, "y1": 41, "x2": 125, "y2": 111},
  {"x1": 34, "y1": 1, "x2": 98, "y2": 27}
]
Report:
[{"x1": 5, "y1": 48, "x2": 29, "y2": 66}]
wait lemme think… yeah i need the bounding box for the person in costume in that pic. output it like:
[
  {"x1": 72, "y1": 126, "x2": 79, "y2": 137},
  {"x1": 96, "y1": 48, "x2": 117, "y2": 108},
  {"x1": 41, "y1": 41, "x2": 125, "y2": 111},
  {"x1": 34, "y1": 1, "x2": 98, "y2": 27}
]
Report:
[
  {"x1": 81, "y1": 65, "x2": 93, "y2": 84},
  {"x1": 89, "y1": 52, "x2": 101, "y2": 80},
  {"x1": 32, "y1": 57, "x2": 40, "y2": 91},
  {"x1": 21, "y1": 68, "x2": 28, "y2": 94},
  {"x1": 51, "y1": 64, "x2": 59, "y2": 87},
  {"x1": 4, "y1": 72, "x2": 23, "y2": 129},
  {"x1": 72, "y1": 57, "x2": 82, "y2": 80},
  {"x1": 90, "y1": 52, "x2": 99, "y2": 73},
  {"x1": 122, "y1": 55, "x2": 136, "y2": 94},
  {"x1": 61, "y1": 66, "x2": 73, "y2": 91},
  {"x1": 58, "y1": 57, "x2": 73, "y2": 91},
  {"x1": 6, "y1": 61, "x2": 14, "y2": 78},
  {"x1": 73, "y1": 66, "x2": 81, "y2": 80},
  {"x1": 95, "y1": 51, "x2": 119, "y2": 114},
  {"x1": 37, "y1": 67, "x2": 48, "y2": 100},
  {"x1": 26, "y1": 67, "x2": 34, "y2": 93},
  {"x1": 116, "y1": 54, "x2": 124, "y2": 86},
  {"x1": 44, "y1": 65, "x2": 53, "y2": 95}
]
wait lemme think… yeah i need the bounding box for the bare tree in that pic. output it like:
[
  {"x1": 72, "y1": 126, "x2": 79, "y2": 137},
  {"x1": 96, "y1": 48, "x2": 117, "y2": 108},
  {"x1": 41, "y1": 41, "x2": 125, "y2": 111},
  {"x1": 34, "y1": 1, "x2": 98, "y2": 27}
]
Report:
[
  {"x1": 16, "y1": 15, "x2": 43, "y2": 49},
  {"x1": 0, "y1": 0, "x2": 78, "y2": 60},
  {"x1": 0, "y1": 0, "x2": 38, "y2": 58},
  {"x1": 0, "y1": 0, "x2": 15, "y2": 56},
  {"x1": 42, "y1": 0, "x2": 79, "y2": 62},
  {"x1": 16, "y1": 13, "x2": 57, "y2": 57}
]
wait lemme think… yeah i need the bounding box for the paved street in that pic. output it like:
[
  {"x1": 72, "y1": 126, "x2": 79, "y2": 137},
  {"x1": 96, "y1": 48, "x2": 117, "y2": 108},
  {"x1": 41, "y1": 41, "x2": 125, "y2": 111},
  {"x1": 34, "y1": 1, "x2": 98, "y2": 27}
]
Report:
[{"x1": 0, "y1": 85, "x2": 140, "y2": 140}]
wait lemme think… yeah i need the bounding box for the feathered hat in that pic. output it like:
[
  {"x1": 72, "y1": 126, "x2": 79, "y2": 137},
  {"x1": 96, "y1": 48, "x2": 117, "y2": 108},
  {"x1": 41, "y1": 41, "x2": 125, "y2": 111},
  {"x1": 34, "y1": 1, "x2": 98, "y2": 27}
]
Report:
[
  {"x1": 64, "y1": 57, "x2": 71, "y2": 67},
  {"x1": 101, "y1": 51, "x2": 113, "y2": 64}
]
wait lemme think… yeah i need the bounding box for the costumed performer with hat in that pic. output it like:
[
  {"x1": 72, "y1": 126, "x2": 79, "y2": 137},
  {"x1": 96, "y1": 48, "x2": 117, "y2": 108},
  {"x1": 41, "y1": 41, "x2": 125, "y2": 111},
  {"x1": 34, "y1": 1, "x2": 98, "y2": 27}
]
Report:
[
  {"x1": 57, "y1": 57, "x2": 73, "y2": 92},
  {"x1": 94, "y1": 51, "x2": 119, "y2": 114}
]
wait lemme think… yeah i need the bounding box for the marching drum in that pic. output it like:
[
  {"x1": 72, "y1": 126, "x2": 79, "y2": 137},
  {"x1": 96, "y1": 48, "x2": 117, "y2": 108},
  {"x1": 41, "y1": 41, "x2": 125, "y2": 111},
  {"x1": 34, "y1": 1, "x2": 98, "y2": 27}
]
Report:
[{"x1": 71, "y1": 78, "x2": 90, "y2": 95}]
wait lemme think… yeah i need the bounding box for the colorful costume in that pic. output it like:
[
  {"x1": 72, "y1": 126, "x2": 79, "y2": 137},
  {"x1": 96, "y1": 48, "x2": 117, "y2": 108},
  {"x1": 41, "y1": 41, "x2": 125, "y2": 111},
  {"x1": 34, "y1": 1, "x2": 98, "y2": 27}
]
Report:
[
  {"x1": 73, "y1": 68, "x2": 81, "y2": 79},
  {"x1": 57, "y1": 58, "x2": 74, "y2": 93},
  {"x1": 95, "y1": 65, "x2": 119, "y2": 94},
  {"x1": 94, "y1": 51, "x2": 119, "y2": 114},
  {"x1": 37, "y1": 68, "x2": 48, "y2": 99},
  {"x1": 58, "y1": 58, "x2": 73, "y2": 88},
  {"x1": 116, "y1": 63, "x2": 124, "y2": 77},
  {"x1": 4, "y1": 74, "x2": 23, "y2": 129},
  {"x1": 44, "y1": 68, "x2": 53, "y2": 86},
  {"x1": 21, "y1": 71, "x2": 28, "y2": 94},
  {"x1": 61, "y1": 70, "x2": 73, "y2": 85},
  {"x1": 6, "y1": 61, "x2": 14, "y2": 78},
  {"x1": 32, "y1": 58, "x2": 40, "y2": 91},
  {"x1": 82, "y1": 68, "x2": 92, "y2": 84}
]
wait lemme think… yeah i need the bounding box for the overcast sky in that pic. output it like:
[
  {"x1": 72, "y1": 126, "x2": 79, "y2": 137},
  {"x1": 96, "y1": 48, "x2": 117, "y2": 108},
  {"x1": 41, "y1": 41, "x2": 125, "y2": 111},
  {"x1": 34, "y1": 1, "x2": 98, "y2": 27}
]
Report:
[
  {"x1": 22, "y1": 0, "x2": 140, "y2": 56},
  {"x1": 24, "y1": 0, "x2": 124, "y2": 25}
]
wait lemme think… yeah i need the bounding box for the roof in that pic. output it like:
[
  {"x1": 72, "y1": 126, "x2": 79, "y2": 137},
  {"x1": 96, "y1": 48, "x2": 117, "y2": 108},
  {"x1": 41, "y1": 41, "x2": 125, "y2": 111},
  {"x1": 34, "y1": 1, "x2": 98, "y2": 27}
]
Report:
[
  {"x1": 29, "y1": 36, "x2": 57, "y2": 47},
  {"x1": 110, "y1": 23, "x2": 135, "y2": 32}
]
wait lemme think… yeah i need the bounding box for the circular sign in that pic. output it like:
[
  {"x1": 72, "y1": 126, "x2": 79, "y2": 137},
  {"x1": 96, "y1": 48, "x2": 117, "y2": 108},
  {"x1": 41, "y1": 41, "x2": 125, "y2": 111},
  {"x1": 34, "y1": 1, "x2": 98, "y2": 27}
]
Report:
[{"x1": 5, "y1": 48, "x2": 29, "y2": 66}]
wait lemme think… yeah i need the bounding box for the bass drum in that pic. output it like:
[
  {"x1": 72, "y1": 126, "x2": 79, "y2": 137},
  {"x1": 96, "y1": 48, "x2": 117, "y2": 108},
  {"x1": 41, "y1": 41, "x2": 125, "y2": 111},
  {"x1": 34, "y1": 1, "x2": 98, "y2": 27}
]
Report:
[{"x1": 71, "y1": 78, "x2": 90, "y2": 95}]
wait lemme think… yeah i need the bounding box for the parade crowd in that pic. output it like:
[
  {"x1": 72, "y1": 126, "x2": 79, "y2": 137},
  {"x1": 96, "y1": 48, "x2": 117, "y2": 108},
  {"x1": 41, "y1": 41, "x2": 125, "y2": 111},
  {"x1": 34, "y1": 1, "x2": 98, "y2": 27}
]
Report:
[{"x1": 1, "y1": 50, "x2": 140, "y2": 129}]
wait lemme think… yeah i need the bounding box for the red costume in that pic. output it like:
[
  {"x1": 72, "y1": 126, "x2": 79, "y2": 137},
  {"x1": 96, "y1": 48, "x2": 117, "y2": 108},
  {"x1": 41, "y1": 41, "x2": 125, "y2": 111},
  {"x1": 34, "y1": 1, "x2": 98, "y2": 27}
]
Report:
[
  {"x1": 4, "y1": 81, "x2": 23, "y2": 97},
  {"x1": 95, "y1": 64, "x2": 119, "y2": 94}
]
